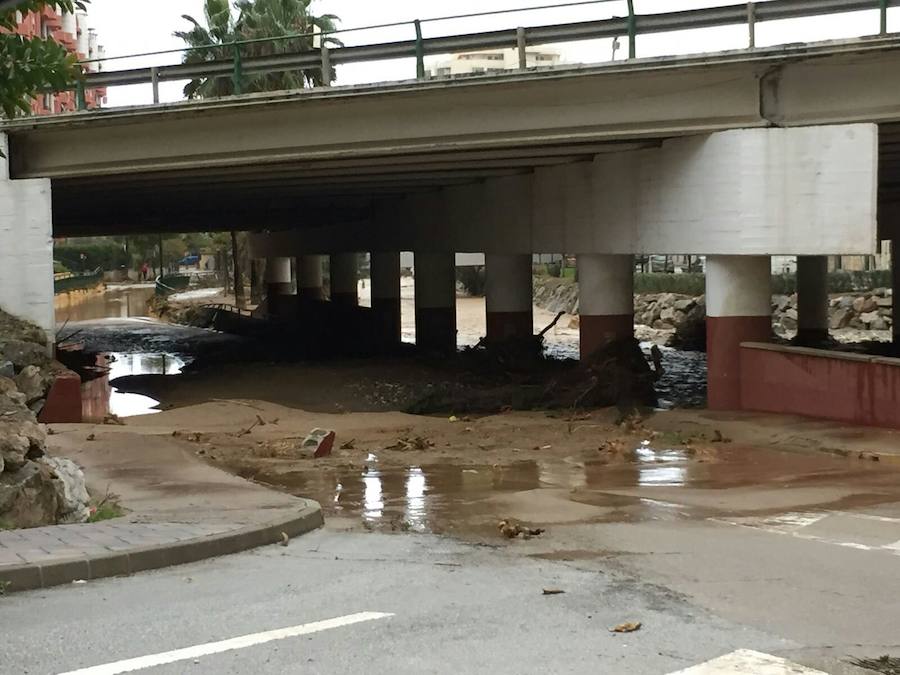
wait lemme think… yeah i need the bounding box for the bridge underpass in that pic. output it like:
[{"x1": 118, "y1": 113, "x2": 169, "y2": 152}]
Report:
[{"x1": 2, "y1": 32, "x2": 900, "y2": 425}]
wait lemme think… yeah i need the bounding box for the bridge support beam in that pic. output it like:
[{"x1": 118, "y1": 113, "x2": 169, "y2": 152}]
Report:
[
  {"x1": 485, "y1": 254, "x2": 533, "y2": 343},
  {"x1": 0, "y1": 134, "x2": 54, "y2": 342},
  {"x1": 706, "y1": 255, "x2": 772, "y2": 410},
  {"x1": 265, "y1": 256, "x2": 294, "y2": 318},
  {"x1": 371, "y1": 251, "x2": 402, "y2": 349},
  {"x1": 330, "y1": 252, "x2": 358, "y2": 306},
  {"x1": 796, "y1": 255, "x2": 829, "y2": 345},
  {"x1": 578, "y1": 254, "x2": 634, "y2": 360},
  {"x1": 415, "y1": 252, "x2": 456, "y2": 355},
  {"x1": 298, "y1": 255, "x2": 325, "y2": 301}
]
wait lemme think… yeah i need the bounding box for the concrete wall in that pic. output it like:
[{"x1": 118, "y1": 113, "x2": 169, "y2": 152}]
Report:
[
  {"x1": 0, "y1": 134, "x2": 55, "y2": 338},
  {"x1": 740, "y1": 343, "x2": 900, "y2": 429}
]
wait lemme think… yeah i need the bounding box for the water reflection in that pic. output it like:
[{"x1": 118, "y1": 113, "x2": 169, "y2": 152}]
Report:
[
  {"x1": 405, "y1": 467, "x2": 427, "y2": 531},
  {"x1": 82, "y1": 352, "x2": 185, "y2": 421},
  {"x1": 55, "y1": 286, "x2": 156, "y2": 324}
]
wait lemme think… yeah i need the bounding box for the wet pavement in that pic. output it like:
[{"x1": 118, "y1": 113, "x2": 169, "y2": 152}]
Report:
[{"x1": 241, "y1": 439, "x2": 900, "y2": 542}]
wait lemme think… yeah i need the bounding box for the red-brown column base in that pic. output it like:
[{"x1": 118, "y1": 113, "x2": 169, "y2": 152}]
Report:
[
  {"x1": 39, "y1": 373, "x2": 82, "y2": 424},
  {"x1": 579, "y1": 314, "x2": 634, "y2": 361},
  {"x1": 331, "y1": 292, "x2": 358, "y2": 307},
  {"x1": 266, "y1": 283, "x2": 292, "y2": 318},
  {"x1": 372, "y1": 297, "x2": 402, "y2": 347},
  {"x1": 298, "y1": 286, "x2": 325, "y2": 301},
  {"x1": 707, "y1": 315, "x2": 772, "y2": 411},
  {"x1": 486, "y1": 311, "x2": 533, "y2": 343},
  {"x1": 416, "y1": 307, "x2": 456, "y2": 355}
]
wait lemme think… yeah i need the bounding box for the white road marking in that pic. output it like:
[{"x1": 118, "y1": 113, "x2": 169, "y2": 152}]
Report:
[
  {"x1": 711, "y1": 511, "x2": 900, "y2": 555},
  {"x1": 58, "y1": 611, "x2": 394, "y2": 675},
  {"x1": 667, "y1": 649, "x2": 828, "y2": 674}
]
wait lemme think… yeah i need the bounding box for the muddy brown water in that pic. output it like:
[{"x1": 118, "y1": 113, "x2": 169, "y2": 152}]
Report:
[
  {"x1": 55, "y1": 285, "x2": 156, "y2": 324},
  {"x1": 242, "y1": 442, "x2": 900, "y2": 537}
]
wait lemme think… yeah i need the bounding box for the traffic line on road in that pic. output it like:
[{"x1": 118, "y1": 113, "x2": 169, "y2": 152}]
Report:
[
  {"x1": 711, "y1": 510, "x2": 900, "y2": 555},
  {"x1": 57, "y1": 611, "x2": 394, "y2": 675},
  {"x1": 667, "y1": 649, "x2": 828, "y2": 674}
]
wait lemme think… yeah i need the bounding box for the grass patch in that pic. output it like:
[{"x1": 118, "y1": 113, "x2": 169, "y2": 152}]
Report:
[
  {"x1": 0, "y1": 580, "x2": 10, "y2": 596},
  {"x1": 0, "y1": 518, "x2": 12, "y2": 531},
  {"x1": 88, "y1": 489, "x2": 125, "y2": 523}
]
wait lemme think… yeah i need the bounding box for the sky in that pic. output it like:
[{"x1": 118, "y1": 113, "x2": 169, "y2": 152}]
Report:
[{"x1": 82, "y1": 0, "x2": 900, "y2": 107}]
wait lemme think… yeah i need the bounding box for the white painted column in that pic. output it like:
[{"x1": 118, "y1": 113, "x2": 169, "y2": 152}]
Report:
[
  {"x1": 706, "y1": 255, "x2": 772, "y2": 410},
  {"x1": 371, "y1": 251, "x2": 401, "y2": 347},
  {"x1": 297, "y1": 255, "x2": 325, "y2": 301},
  {"x1": 0, "y1": 133, "x2": 54, "y2": 343},
  {"x1": 414, "y1": 252, "x2": 456, "y2": 354},
  {"x1": 330, "y1": 252, "x2": 358, "y2": 306},
  {"x1": 796, "y1": 255, "x2": 829, "y2": 344},
  {"x1": 577, "y1": 254, "x2": 634, "y2": 360},
  {"x1": 485, "y1": 254, "x2": 533, "y2": 343},
  {"x1": 264, "y1": 256, "x2": 293, "y2": 318}
]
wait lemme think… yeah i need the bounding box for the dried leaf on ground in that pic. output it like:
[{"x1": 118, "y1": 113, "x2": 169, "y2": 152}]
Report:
[
  {"x1": 542, "y1": 588, "x2": 565, "y2": 595},
  {"x1": 610, "y1": 622, "x2": 642, "y2": 633}
]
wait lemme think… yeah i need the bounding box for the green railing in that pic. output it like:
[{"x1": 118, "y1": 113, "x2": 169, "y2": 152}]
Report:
[
  {"x1": 54, "y1": 268, "x2": 103, "y2": 294},
  {"x1": 56, "y1": 0, "x2": 900, "y2": 110}
]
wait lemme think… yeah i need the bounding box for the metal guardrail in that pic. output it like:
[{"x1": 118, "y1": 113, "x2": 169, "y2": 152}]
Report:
[
  {"x1": 67, "y1": 0, "x2": 900, "y2": 108},
  {"x1": 54, "y1": 268, "x2": 103, "y2": 294}
]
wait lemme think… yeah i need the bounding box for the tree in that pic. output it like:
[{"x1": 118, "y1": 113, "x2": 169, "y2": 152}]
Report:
[
  {"x1": 0, "y1": 1, "x2": 87, "y2": 120},
  {"x1": 237, "y1": 0, "x2": 341, "y2": 90},
  {"x1": 172, "y1": 0, "x2": 241, "y2": 99},
  {"x1": 174, "y1": 0, "x2": 341, "y2": 99}
]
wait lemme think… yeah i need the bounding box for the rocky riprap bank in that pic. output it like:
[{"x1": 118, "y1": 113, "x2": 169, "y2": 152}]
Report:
[
  {"x1": 1, "y1": 310, "x2": 89, "y2": 529},
  {"x1": 533, "y1": 277, "x2": 894, "y2": 348}
]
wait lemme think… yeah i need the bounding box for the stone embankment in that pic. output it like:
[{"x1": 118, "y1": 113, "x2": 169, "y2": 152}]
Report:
[
  {"x1": 1, "y1": 310, "x2": 89, "y2": 529},
  {"x1": 533, "y1": 277, "x2": 894, "y2": 348}
]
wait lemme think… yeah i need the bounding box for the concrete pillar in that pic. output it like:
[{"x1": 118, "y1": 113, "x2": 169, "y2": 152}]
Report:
[
  {"x1": 0, "y1": 133, "x2": 55, "y2": 342},
  {"x1": 330, "y1": 252, "x2": 358, "y2": 306},
  {"x1": 577, "y1": 254, "x2": 634, "y2": 360},
  {"x1": 706, "y1": 255, "x2": 772, "y2": 411},
  {"x1": 415, "y1": 252, "x2": 456, "y2": 354},
  {"x1": 893, "y1": 240, "x2": 900, "y2": 350},
  {"x1": 298, "y1": 255, "x2": 325, "y2": 301},
  {"x1": 371, "y1": 251, "x2": 402, "y2": 347},
  {"x1": 265, "y1": 256, "x2": 293, "y2": 318},
  {"x1": 485, "y1": 254, "x2": 533, "y2": 343},
  {"x1": 796, "y1": 255, "x2": 829, "y2": 345}
]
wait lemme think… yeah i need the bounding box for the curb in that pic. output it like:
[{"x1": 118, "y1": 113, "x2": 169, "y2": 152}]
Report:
[{"x1": 0, "y1": 499, "x2": 323, "y2": 594}]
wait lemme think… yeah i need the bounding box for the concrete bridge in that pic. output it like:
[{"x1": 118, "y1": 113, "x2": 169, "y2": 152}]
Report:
[{"x1": 2, "y1": 3, "x2": 900, "y2": 421}]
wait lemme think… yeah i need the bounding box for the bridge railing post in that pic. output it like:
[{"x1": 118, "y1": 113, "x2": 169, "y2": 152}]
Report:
[
  {"x1": 517, "y1": 27, "x2": 527, "y2": 70},
  {"x1": 75, "y1": 79, "x2": 86, "y2": 110},
  {"x1": 232, "y1": 43, "x2": 243, "y2": 95},
  {"x1": 414, "y1": 20, "x2": 425, "y2": 79},
  {"x1": 880, "y1": 0, "x2": 889, "y2": 35},
  {"x1": 321, "y1": 44, "x2": 332, "y2": 85},
  {"x1": 747, "y1": 2, "x2": 757, "y2": 48},
  {"x1": 150, "y1": 66, "x2": 160, "y2": 103},
  {"x1": 626, "y1": 0, "x2": 636, "y2": 58}
]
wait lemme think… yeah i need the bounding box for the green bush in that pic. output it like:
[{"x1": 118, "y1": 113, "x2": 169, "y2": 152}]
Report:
[
  {"x1": 633, "y1": 270, "x2": 892, "y2": 296},
  {"x1": 634, "y1": 273, "x2": 705, "y2": 295},
  {"x1": 55, "y1": 243, "x2": 130, "y2": 273}
]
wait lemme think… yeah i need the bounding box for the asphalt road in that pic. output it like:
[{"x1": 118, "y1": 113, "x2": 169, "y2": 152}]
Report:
[{"x1": 2, "y1": 523, "x2": 891, "y2": 675}]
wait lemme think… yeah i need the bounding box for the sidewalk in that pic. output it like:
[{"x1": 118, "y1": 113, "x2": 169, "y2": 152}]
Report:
[{"x1": 0, "y1": 419, "x2": 323, "y2": 593}]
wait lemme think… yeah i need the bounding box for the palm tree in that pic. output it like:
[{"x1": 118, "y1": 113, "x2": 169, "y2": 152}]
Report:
[
  {"x1": 174, "y1": 0, "x2": 341, "y2": 99},
  {"x1": 237, "y1": 0, "x2": 341, "y2": 90},
  {"x1": 173, "y1": 0, "x2": 242, "y2": 99}
]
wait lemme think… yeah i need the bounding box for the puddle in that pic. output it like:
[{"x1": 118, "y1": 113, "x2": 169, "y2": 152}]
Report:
[
  {"x1": 238, "y1": 437, "x2": 900, "y2": 537},
  {"x1": 82, "y1": 352, "x2": 185, "y2": 421}
]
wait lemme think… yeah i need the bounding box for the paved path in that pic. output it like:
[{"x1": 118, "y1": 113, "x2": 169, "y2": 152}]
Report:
[{"x1": 0, "y1": 423, "x2": 322, "y2": 591}]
